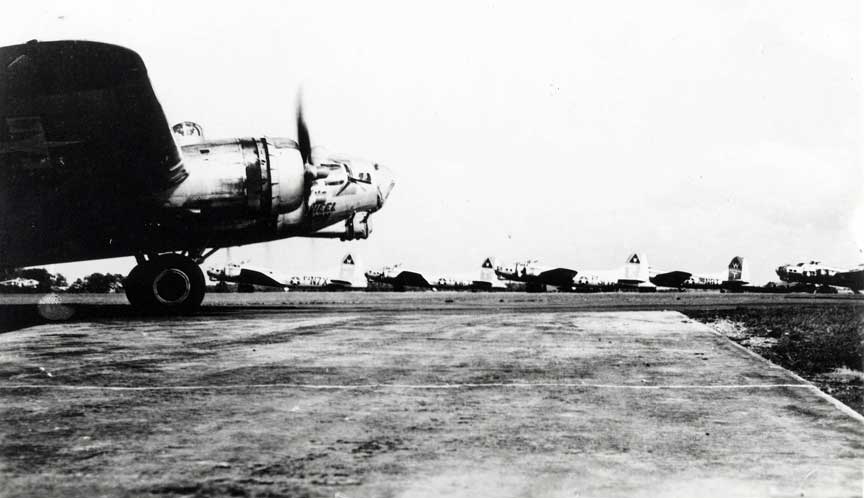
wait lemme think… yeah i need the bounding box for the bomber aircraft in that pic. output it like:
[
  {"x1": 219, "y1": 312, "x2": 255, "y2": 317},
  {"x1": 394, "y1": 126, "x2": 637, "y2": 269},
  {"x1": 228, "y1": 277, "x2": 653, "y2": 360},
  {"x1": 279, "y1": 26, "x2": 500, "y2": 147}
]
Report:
[
  {"x1": 650, "y1": 256, "x2": 750, "y2": 291},
  {"x1": 574, "y1": 253, "x2": 653, "y2": 292},
  {"x1": 425, "y1": 258, "x2": 506, "y2": 291},
  {"x1": 775, "y1": 261, "x2": 864, "y2": 293},
  {"x1": 364, "y1": 258, "x2": 500, "y2": 291},
  {"x1": 0, "y1": 40, "x2": 395, "y2": 313},
  {"x1": 0, "y1": 277, "x2": 39, "y2": 290},
  {"x1": 494, "y1": 253, "x2": 652, "y2": 292},
  {"x1": 288, "y1": 253, "x2": 365, "y2": 290},
  {"x1": 206, "y1": 260, "x2": 291, "y2": 290},
  {"x1": 492, "y1": 260, "x2": 578, "y2": 292},
  {"x1": 207, "y1": 253, "x2": 362, "y2": 291},
  {"x1": 364, "y1": 264, "x2": 431, "y2": 291}
]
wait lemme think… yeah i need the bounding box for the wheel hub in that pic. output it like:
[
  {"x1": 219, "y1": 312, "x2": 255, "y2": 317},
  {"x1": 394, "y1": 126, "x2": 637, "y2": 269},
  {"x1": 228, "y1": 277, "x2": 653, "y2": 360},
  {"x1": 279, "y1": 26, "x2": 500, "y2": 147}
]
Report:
[{"x1": 152, "y1": 268, "x2": 191, "y2": 305}]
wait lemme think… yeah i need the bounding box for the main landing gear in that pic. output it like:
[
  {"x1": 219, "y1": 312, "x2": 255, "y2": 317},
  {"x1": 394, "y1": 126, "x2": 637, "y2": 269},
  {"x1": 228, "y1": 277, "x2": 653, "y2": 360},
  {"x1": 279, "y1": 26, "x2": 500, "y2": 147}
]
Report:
[{"x1": 125, "y1": 251, "x2": 215, "y2": 314}]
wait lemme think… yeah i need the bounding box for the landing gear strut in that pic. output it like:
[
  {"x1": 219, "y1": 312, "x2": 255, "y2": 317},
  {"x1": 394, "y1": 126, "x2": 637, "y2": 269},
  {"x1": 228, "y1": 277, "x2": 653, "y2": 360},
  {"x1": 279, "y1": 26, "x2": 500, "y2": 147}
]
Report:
[{"x1": 125, "y1": 253, "x2": 206, "y2": 314}]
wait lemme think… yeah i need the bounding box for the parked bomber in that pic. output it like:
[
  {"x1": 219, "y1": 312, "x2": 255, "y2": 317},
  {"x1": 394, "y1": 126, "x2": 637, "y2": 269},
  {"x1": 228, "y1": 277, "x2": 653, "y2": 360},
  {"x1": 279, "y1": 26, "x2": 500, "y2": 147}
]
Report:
[
  {"x1": 365, "y1": 259, "x2": 503, "y2": 291},
  {"x1": 492, "y1": 260, "x2": 578, "y2": 292},
  {"x1": 420, "y1": 258, "x2": 507, "y2": 291},
  {"x1": 206, "y1": 261, "x2": 291, "y2": 289},
  {"x1": 775, "y1": 261, "x2": 864, "y2": 293},
  {"x1": 289, "y1": 253, "x2": 365, "y2": 290},
  {"x1": 207, "y1": 253, "x2": 364, "y2": 291},
  {"x1": 574, "y1": 253, "x2": 653, "y2": 292},
  {"x1": 494, "y1": 253, "x2": 652, "y2": 292},
  {"x1": 365, "y1": 265, "x2": 431, "y2": 291},
  {"x1": 650, "y1": 256, "x2": 750, "y2": 291},
  {"x1": 0, "y1": 40, "x2": 395, "y2": 313},
  {"x1": 430, "y1": 257, "x2": 510, "y2": 291},
  {"x1": 0, "y1": 277, "x2": 39, "y2": 290}
]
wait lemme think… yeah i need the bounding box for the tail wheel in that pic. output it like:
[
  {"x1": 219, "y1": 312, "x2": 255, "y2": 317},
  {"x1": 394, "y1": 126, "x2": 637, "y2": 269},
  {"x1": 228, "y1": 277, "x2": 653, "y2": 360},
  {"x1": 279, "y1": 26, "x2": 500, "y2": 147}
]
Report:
[{"x1": 125, "y1": 254, "x2": 205, "y2": 314}]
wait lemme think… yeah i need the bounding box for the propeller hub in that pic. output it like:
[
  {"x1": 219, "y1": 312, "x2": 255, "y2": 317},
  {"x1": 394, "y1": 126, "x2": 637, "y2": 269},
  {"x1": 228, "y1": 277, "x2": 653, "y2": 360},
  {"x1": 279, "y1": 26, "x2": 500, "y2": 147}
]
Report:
[{"x1": 306, "y1": 165, "x2": 330, "y2": 180}]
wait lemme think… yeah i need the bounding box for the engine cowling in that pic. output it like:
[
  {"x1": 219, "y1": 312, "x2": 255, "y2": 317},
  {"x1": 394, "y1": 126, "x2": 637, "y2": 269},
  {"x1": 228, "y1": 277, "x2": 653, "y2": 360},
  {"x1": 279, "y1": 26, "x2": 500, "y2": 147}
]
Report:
[
  {"x1": 167, "y1": 137, "x2": 306, "y2": 216},
  {"x1": 266, "y1": 139, "x2": 306, "y2": 214}
]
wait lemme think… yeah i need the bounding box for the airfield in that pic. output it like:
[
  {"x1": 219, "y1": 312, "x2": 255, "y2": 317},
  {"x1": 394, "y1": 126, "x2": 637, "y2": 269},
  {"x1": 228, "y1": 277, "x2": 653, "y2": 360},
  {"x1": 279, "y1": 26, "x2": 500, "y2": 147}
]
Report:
[{"x1": 1, "y1": 293, "x2": 862, "y2": 498}]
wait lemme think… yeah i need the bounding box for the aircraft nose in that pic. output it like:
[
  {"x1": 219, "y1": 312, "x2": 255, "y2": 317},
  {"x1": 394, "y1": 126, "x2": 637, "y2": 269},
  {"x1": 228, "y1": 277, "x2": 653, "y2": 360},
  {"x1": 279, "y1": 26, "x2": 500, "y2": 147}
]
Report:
[{"x1": 374, "y1": 164, "x2": 396, "y2": 206}]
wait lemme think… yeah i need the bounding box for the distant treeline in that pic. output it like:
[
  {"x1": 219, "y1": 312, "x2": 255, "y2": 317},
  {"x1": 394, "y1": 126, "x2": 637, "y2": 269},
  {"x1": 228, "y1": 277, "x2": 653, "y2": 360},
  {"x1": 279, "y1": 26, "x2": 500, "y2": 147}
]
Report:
[
  {"x1": 0, "y1": 267, "x2": 125, "y2": 293},
  {"x1": 0, "y1": 267, "x2": 66, "y2": 292},
  {"x1": 67, "y1": 273, "x2": 125, "y2": 293}
]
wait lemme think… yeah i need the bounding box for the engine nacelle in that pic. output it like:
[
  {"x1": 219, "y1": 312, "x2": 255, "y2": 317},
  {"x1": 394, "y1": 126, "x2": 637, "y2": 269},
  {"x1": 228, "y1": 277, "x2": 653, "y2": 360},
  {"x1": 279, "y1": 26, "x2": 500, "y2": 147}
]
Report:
[
  {"x1": 267, "y1": 139, "x2": 306, "y2": 214},
  {"x1": 167, "y1": 137, "x2": 306, "y2": 216}
]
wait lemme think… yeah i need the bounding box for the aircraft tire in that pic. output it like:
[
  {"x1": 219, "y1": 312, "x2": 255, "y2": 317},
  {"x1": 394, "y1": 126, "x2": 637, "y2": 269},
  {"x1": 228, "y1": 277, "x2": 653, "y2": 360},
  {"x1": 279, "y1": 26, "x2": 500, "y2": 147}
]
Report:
[
  {"x1": 125, "y1": 254, "x2": 205, "y2": 314},
  {"x1": 124, "y1": 261, "x2": 154, "y2": 310}
]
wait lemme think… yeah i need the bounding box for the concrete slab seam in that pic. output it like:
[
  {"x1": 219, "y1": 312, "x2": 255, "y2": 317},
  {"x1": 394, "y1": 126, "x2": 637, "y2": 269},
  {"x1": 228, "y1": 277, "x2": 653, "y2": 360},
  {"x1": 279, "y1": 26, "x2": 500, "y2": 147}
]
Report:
[{"x1": 0, "y1": 382, "x2": 814, "y2": 391}]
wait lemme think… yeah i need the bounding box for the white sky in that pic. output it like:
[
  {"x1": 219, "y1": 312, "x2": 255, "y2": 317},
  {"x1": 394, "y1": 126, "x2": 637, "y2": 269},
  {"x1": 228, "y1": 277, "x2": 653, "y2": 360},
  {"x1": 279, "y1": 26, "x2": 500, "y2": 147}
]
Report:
[{"x1": 2, "y1": 1, "x2": 861, "y2": 284}]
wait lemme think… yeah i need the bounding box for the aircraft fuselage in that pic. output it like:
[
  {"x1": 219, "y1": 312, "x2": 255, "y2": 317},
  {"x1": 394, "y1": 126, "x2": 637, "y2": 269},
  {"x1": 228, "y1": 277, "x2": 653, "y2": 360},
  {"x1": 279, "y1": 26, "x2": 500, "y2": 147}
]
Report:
[
  {"x1": 776, "y1": 261, "x2": 864, "y2": 292},
  {"x1": 0, "y1": 136, "x2": 391, "y2": 267}
]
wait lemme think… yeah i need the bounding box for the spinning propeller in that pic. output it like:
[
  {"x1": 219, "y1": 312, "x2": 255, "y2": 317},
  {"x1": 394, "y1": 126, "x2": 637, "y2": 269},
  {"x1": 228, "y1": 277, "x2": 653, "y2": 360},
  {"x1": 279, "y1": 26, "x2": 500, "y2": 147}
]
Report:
[
  {"x1": 296, "y1": 99, "x2": 312, "y2": 166},
  {"x1": 295, "y1": 97, "x2": 329, "y2": 205},
  {"x1": 294, "y1": 94, "x2": 371, "y2": 200}
]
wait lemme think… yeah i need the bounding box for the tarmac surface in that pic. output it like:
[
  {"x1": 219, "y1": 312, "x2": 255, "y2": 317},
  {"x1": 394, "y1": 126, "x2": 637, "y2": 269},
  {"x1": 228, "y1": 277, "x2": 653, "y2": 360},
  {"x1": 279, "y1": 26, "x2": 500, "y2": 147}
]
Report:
[{"x1": 0, "y1": 293, "x2": 862, "y2": 497}]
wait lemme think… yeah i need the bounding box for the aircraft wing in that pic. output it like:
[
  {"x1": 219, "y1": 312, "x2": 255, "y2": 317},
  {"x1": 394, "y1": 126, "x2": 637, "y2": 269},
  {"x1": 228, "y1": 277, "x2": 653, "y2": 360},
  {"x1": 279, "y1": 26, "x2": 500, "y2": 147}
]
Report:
[
  {"x1": 328, "y1": 279, "x2": 353, "y2": 289},
  {"x1": 836, "y1": 269, "x2": 864, "y2": 291},
  {"x1": 650, "y1": 271, "x2": 692, "y2": 288},
  {"x1": 393, "y1": 271, "x2": 432, "y2": 289},
  {"x1": 0, "y1": 40, "x2": 186, "y2": 192},
  {"x1": 537, "y1": 268, "x2": 578, "y2": 287},
  {"x1": 237, "y1": 268, "x2": 290, "y2": 288}
]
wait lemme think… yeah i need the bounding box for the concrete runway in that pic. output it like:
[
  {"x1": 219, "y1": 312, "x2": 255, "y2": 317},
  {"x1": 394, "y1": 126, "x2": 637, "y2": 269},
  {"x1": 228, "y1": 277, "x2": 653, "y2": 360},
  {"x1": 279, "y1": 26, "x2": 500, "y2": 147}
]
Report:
[{"x1": 0, "y1": 296, "x2": 862, "y2": 497}]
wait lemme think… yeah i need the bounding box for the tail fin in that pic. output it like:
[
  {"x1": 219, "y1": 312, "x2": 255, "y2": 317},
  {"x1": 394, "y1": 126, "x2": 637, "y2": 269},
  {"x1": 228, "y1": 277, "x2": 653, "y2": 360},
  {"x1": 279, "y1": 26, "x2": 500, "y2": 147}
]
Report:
[
  {"x1": 336, "y1": 253, "x2": 362, "y2": 287},
  {"x1": 727, "y1": 256, "x2": 749, "y2": 284},
  {"x1": 622, "y1": 252, "x2": 649, "y2": 284},
  {"x1": 479, "y1": 257, "x2": 498, "y2": 283}
]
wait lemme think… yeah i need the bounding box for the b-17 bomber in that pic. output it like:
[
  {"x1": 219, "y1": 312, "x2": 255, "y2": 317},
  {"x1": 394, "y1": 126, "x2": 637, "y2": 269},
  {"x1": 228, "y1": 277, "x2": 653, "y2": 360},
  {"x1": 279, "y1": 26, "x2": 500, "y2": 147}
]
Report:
[
  {"x1": 206, "y1": 253, "x2": 364, "y2": 291},
  {"x1": 776, "y1": 261, "x2": 864, "y2": 293},
  {"x1": 650, "y1": 256, "x2": 750, "y2": 291},
  {"x1": 492, "y1": 254, "x2": 752, "y2": 292},
  {"x1": 0, "y1": 40, "x2": 395, "y2": 313},
  {"x1": 493, "y1": 253, "x2": 653, "y2": 292},
  {"x1": 364, "y1": 259, "x2": 502, "y2": 292}
]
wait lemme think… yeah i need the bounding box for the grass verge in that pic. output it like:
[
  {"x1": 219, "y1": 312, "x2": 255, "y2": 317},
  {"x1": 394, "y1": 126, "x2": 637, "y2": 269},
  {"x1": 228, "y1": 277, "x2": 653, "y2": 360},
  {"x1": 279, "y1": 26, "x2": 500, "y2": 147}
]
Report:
[{"x1": 683, "y1": 303, "x2": 864, "y2": 416}]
